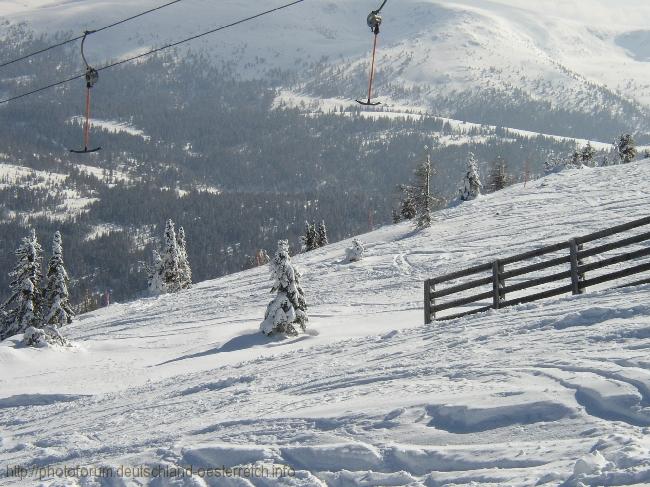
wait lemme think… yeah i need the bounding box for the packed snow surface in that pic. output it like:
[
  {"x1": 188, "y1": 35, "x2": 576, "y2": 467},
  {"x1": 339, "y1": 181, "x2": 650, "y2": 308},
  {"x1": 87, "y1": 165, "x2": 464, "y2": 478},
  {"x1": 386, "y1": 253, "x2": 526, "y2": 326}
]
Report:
[{"x1": 2, "y1": 161, "x2": 650, "y2": 485}]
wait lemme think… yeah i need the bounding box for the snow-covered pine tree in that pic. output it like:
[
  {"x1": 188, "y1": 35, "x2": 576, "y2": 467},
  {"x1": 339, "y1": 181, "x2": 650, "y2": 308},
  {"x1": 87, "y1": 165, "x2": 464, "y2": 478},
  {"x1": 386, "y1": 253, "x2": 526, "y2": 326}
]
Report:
[
  {"x1": 616, "y1": 134, "x2": 637, "y2": 164},
  {"x1": 459, "y1": 152, "x2": 482, "y2": 201},
  {"x1": 147, "y1": 249, "x2": 166, "y2": 295},
  {"x1": 580, "y1": 143, "x2": 596, "y2": 167},
  {"x1": 162, "y1": 219, "x2": 182, "y2": 293},
  {"x1": 301, "y1": 221, "x2": 318, "y2": 252},
  {"x1": 44, "y1": 231, "x2": 74, "y2": 327},
  {"x1": 488, "y1": 157, "x2": 511, "y2": 192},
  {"x1": 544, "y1": 152, "x2": 564, "y2": 174},
  {"x1": 398, "y1": 185, "x2": 417, "y2": 220},
  {"x1": 566, "y1": 150, "x2": 581, "y2": 168},
  {"x1": 413, "y1": 149, "x2": 436, "y2": 228},
  {"x1": 177, "y1": 226, "x2": 192, "y2": 290},
  {"x1": 316, "y1": 220, "x2": 329, "y2": 247},
  {"x1": 0, "y1": 230, "x2": 43, "y2": 341},
  {"x1": 260, "y1": 240, "x2": 308, "y2": 336},
  {"x1": 346, "y1": 239, "x2": 365, "y2": 262}
]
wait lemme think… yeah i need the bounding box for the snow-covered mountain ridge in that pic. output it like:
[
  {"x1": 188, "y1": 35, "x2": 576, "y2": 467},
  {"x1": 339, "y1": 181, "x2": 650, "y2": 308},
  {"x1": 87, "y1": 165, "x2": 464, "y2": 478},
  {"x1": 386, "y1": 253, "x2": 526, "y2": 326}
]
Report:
[
  {"x1": 3, "y1": 0, "x2": 650, "y2": 127},
  {"x1": 2, "y1": 161, "x2": 650, "y2": 485}
]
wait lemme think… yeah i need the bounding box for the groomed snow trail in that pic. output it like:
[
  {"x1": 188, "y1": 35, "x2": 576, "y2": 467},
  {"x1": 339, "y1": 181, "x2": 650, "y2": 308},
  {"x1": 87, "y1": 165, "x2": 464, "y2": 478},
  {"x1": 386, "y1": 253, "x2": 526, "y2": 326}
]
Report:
[{"x1": 1, "y1": 162, "x2": 650, "y2": 486}]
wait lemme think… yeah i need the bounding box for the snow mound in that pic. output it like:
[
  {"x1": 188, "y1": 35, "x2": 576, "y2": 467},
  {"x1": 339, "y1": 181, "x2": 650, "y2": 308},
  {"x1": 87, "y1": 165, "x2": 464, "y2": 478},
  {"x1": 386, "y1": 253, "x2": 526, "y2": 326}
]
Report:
[{"x1": 426, "y1": 398, "x2": 576, "y2": 433}]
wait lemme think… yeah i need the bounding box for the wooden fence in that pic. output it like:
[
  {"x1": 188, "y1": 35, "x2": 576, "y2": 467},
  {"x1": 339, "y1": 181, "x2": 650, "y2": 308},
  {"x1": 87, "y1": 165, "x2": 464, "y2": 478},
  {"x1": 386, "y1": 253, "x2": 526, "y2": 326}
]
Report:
[{"x1": 424, "y1": 215, "x2": 650, "y2": 323}]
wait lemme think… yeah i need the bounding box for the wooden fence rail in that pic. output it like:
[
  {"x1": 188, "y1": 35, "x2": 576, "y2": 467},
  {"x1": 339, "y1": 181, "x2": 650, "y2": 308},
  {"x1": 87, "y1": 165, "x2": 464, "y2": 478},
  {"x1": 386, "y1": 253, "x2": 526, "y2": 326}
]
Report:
[{"x1": 424, "y1": 215, "x2": 650, "y2": 323}]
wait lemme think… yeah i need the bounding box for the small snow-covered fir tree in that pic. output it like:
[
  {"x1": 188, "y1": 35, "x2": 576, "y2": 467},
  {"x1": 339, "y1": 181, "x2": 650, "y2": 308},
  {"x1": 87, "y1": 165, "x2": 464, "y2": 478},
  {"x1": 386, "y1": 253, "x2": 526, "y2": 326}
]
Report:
[
  {"x1": 177, "y1": 226, "x2": 192, "y2": 290},
  {"x1": 260, "y1": 240, "x2": 308, "y2": 336},
  {"x1": 301, "y1": 222, "x2": 318, "y2": 252},
  {"x1": 147, "y1": 249, "x2": 166, "y2": 295},
  {"x1": 44, "y1": 231, "x2": 74, "y2": 327},
  {"x1": 398, "y1": 186, "x2": 417, "y2": 220},
  {"x1": 459, "y1": 152, "x2": 482, "y2": 201},
  {"x1": 413, "y1": 149, "x2": 436, "y2": 228},
  {"x1": 580, "y1": 143, "x2": 596, "y2": 166},
  {"x1": 161, "y1": 220, "x2": 182, "y2": 293},
  {"x1": 346, "y1": 239, "x2": 365, "y2": 262},
  {"x1": 616, "y1": 134, "x2": 637, "y2": 164},
  {"x1": 566, "y1": 150, "x2": 581, "y2": 169},
  {"x1": 0, "y1": 230, "x2": 43, "y2": 341},
  {"x1": 544, "y1": 152, "x2": 564, "y2": 174},
  {"x1": 23, "y1": 324, "x2": 68, "y2": 348},
  {"x1": 316, "y1": 221, "x2": 329, "y2": 247},
  {"x1": 488, "y1": 157, "x2": 511, "y2": 192}
]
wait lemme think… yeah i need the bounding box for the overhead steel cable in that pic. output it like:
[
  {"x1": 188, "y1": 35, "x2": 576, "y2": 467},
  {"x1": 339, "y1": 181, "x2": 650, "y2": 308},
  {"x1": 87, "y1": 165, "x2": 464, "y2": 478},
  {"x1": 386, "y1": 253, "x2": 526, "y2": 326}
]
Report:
[
  {"x1": 0, "y1": 0, "x2": 184, "y2": 69},
  {"x1": 0, "y1": 0, "x2": 307, "y2": 105}
]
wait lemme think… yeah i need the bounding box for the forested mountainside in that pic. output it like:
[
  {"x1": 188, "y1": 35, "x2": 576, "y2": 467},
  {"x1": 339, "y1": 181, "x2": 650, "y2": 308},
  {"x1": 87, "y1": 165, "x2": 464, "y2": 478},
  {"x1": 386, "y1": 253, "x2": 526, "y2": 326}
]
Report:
[{"x1": 0, "y1": 23, "x2": 640, "y2": 307}]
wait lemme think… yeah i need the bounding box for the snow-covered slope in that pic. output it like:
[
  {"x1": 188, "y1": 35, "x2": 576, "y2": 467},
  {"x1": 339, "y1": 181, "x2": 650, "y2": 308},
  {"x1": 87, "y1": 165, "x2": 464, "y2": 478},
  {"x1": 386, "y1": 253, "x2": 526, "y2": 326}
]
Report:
[
  {"x1": 2, "y1": 161, "x2": 650, "y2": 485},
  {"x1": 3, "y1": 0, "x2": 650, "y2": 116}
]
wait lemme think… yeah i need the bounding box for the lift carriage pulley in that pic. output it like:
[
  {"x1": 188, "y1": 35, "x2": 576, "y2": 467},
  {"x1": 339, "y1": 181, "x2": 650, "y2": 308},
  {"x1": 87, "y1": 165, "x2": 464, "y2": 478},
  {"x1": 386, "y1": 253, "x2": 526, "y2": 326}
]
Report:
[
  {"x1": 356, "y1": 0, "x2": 388, "y2": 107},
  {"x1": 70, "y1": 30, "x2": 102, "y2": 154}
]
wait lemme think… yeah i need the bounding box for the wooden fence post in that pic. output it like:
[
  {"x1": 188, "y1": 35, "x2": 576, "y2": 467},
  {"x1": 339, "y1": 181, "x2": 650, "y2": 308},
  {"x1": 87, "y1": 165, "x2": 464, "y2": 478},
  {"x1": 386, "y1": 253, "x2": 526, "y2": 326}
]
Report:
[
  {"x1": 578, "y1": 242, "x2": 586, "y2": 293},
  {"x1": 424, "y1": 280, "x2": 432, "y2": 324},
  {"x1": 569, "y1": 238, "x2": 584, "y2": 295},
  {"x1": 492, "y1": 260, "x2": 503, "y2": 309}
]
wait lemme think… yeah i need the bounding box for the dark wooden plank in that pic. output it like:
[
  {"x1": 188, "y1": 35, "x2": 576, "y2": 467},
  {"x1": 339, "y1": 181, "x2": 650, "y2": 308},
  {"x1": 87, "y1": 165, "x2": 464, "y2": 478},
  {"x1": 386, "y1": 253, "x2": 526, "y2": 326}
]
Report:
[
  {"x1": 579, "y1": 246, "x2": 650, "y2": 274},
  {"x1": 501, "y1": 255, "x2": 571, "y2": 280},
  {"x1": 500, "y1": 284, "x2": 573, "y2": 308},
  {"x1": 617, "y1": 277, "x2": 650, "y2": 289},
  {"x1": 424, "y1": 280, "x2": 432, "y2": 324},
  {"x1": 499, "y1": 241, "x2": 570, "y2": 265},
  {"x1": 437, "y1": 305, "x2": 493, "y2": 321},
  {"x1": 575, "y1": 215, "x2": 650, "y2": 245},
  {"x1": 429, "y1": 261, "x2": 493, "y2": 285},
  {"x1": 502, "y1": 269, "x2": 572, "y2": 294},
  {"x1": 432, "y1": 276, "x2": 493, "y2": 299},
  {"x1": 570, "y1": 238, "x2": 583, "y2": 295},
  {"x1": 432, "y1": 290, "x2": 494, "y2": 313},
  {"x1": 492, "y1": 260, "x2": 502, "y2": 309},
  {"x1": 578, "y1": 230, "x2": 650, "y2": 259},
  {"x1": 581, "y1": 261, "x2": 650, "y2": 289}
]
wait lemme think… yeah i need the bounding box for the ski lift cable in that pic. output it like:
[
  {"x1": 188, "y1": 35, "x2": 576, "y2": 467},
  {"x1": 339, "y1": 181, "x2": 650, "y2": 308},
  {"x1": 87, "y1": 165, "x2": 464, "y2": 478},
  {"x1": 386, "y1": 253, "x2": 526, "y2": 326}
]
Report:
[
  {"x1": 0, "y1": 0, "x2": 184, "y2": 69},
  {"x1": 0, "y1": 0, "x2": 307, "y2": 106}
]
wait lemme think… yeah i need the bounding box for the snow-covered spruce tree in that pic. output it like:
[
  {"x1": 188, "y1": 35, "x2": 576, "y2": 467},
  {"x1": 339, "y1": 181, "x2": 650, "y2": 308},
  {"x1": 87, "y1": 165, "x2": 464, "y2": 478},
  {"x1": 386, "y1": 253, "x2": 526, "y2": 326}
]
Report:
[
  {"x1": 580, "y1": 143, "x2": 596, "y2": 167},
  {"x1": 412, "y1": 150, "x2": 436, "y2": 229},
  {"x1": 0, "y1": 230, "x2": 43, "y2": 341},
  {"x1": 162, "y1": 219, "x2": 182, "y2": 293},
  {"x1": 147, "y1": 249, "x2": 166, "y2": 295},
  {"x1": 346, "y1": 239, "x2": 365, "y2": 262},
  {"x1": 44, "y1": 231, "x2": 74, "y2": 327},
  {"x1": 566, "y1": 150, "x2": 581, "y2": 169},
  {"x1": 459, "y1": 152, "x2": 482, "y2": 201},
  {"x1": 398, "y1": 186, "x2": 417, "y2": 220},
  {"x1": 23, "y1": 324, "x2": 67, "y2": 348},
  {"x1": 177, "y1": 226, "x2": 192, "y2": 290},
  {"x1": 544, "y1": 152, "x2": 565, "y2": 174},
  {"x1": 301, "y1": 221, "x2": 318, "y2": 252},
  {"x1": 616, "y1": 134, "x2": 637, "y2": 164},
  {"x1": 316, "y1": 220, "x2": 329, "y2": 247},
  {"x1": 488, "y1": 157, "x2": 511, "y2": 192},
  {"x1": 260, "y1": 240, "x2": 308, "y2": 336}
]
